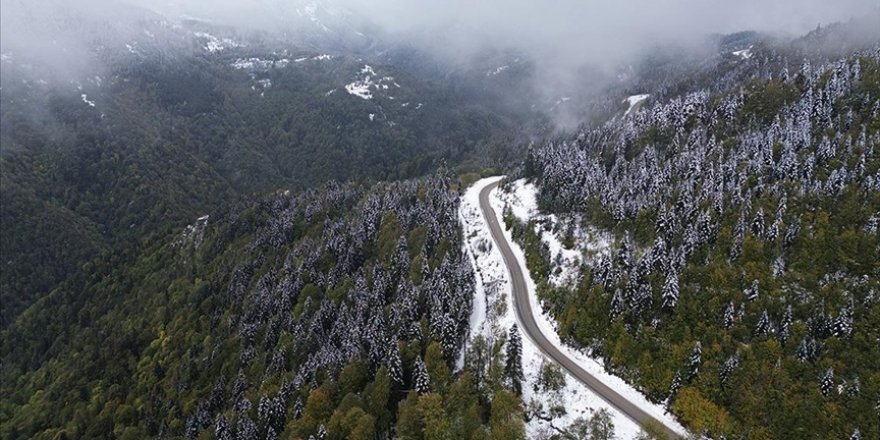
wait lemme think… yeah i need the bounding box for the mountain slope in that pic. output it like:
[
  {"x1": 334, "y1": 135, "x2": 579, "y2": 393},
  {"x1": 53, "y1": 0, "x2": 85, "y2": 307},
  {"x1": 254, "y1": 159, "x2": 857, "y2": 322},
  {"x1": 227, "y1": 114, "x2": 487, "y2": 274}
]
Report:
[{"x1": 520, "y1": 40, "x2": 880, "y2": 438}]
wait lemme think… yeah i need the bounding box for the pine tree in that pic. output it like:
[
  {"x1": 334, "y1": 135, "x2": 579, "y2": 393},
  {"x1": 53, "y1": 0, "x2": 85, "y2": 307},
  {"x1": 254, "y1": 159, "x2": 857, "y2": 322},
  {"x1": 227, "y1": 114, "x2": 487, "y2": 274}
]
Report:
[
  {"x1": 413, "y1": 356, "x2": 430, "y2": 394},
  {"x1": 779, "y1": 304, "x2": 793, "y2": 346},
  {"x1": 388, "y1": 342, "x2": 404, "y2": 385},
  {"x1": 720, "y1": 352, "x2": 740, "y2": 387},
  {"x1": 668, "y1": 372, "x2": 683, "y2": 401},
  {"x1": 661, "y1": 271, "x2": 679, "y2": 310},
  {"x1": 265, "y1": 427, "x2": 278, "y2": 440},
  {"x1": 236, "y1": 415, "x2": 258, "y2": 440},
  {"x1": 687, "y1": 341, "x2": 702, "y2": 380},
  {"x1": 796, "y1": 337, "x2": 822, "y2": 363},
  {"x1": 723, "y1": 301, "x2": 735, "y2": 329},
  {"x1": 845, "y1": 377, "x2": 861, "y2": 397},
  {"x1": 833, "y1": 299, "x2": 854, "y2": 337},
  {"x1": 215, "y1": 415, "x2": 233, "y2": 440},
  {"x1": 745, "y1": 280, "x2": 759, "y2": 302},
  {"x1": 505, "y1": 324, "x2": 524, "y2": 395},
  {"x1": 610, "y1": 288, "x2": 625, "y2": 319},
  {"x1": 754, "y1": 310, "x2": 772, "y2": 336},
  {"x1": 617, "y1": 233, "x2": 634, "y2": 271},
  {"x1": 820, "y1": 367, "x2": 834, "y2": 396},
  {"x1": 751, "y1": 209, "x2": 765, "y2": 237}
]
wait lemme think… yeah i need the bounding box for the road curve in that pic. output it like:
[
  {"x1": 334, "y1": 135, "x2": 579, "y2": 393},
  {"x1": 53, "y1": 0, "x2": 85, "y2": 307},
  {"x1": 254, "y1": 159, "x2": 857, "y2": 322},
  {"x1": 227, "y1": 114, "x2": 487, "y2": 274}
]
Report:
[{"x1": 478, "y1": 180, "x2": 682, "y2": 439}]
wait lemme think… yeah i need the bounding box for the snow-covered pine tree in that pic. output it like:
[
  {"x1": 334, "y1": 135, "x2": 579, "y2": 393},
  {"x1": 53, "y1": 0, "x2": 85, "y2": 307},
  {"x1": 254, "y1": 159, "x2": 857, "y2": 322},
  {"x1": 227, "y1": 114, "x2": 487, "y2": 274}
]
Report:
[
  {"x1": 850, "y1": 429, "x2": 861, "y2": 440},
  {"x1": 779, "y1": 304, "x2": 793, "y2": 346},
  {"x1": 668, "y1": 372, "x2": 683, "y2": 401},
  {"x1": 796, "y1": 337, "x2": 822, "y2": 363},
  {"x1": 751, "y1": 209, "x2": 765, "y2": 237},
  {"x1": 845, "y1": 377, "x2": 861, "y2": 397},
  {"x1": 505, "y1": 324, "x2": 525, "y2": 395},
  {"x1": 617, "y1": 233, "x2": 634, "y2": 271},
  {"x1": 215, "y1": 415, "x2": 233, "y2": 440},
  {"x1": 820, "y1": 367, "x2": 834, "y2": 396},
  {"x1": 730, "y1": 221, "x2": 744, "y2": 260},
  {"x1": 265, "y1": 427, "x2": 278, "y2": 440},
  {"x1": 387, "y1": 341, "x2": 404, "y2": 385},
  {"x1": 413, "y1": 356, "x2": 430, "y2": 394},
  {"x1": 833, "y1": 299, "x2": 854, "y2": 338},
  {"x1": 292, "y1": 398, "x2": 304, "y2": 419},
  {"x1": 723, "y1": 301, "x2": 735, "y2": 329},
  {"x1": 720, "y1": 352, "x2": 740, "y2": 387},
  {"x1": 662, "y1": 271, "x2": 679, "y2": 310},
  {"x1": 610, "y1": 288, "x2": 625, "y2": 319},
  {"x1": 745, "y1": 280, "x2": 759, "y2": 302},
  {"x1": 687, "y1": 341, "x2": 702, "y2": 380},
  {"x1": 236, "y1": 415, "x2": 258, "y2": 440},
  {"x1": 754, "y1": 310, "x2": 772, "y2": 336}
]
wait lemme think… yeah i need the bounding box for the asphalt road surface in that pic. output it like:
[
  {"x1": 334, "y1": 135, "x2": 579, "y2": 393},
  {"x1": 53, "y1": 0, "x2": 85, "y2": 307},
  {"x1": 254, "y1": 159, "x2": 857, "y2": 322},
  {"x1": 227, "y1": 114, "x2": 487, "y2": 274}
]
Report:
[{"x1": 478, "y1": 180, "x2": 682, "y2": 439}]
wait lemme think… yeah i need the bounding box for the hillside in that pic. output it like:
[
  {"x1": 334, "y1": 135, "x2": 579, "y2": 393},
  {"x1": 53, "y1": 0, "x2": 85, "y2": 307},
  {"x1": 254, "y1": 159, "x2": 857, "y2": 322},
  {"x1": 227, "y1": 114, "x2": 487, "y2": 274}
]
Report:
[{"x1": 517, "y1": 29, "x2": 880, "y2": 438}]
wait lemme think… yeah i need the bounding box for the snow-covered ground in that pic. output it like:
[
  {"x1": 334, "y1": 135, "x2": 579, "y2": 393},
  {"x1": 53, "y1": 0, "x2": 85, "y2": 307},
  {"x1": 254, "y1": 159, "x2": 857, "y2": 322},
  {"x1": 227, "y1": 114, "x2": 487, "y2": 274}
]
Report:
[
  {"x1": 486, "y1": 65, "x2": 509, "y2": 76},
  {"x1": 193, "y1": 32, "x2": 244, "y2": 53},
  {"x1": 732, "y1": 46, "x2": 753, "y2": 60},
  {"x1": 81, "y1": 94, "x2": 96, "y2": 107},
  {"x1": 495, "y1": 179, "x2": 612, "y2": 288},
  {"x1": 459, "y1": 177, "x2": 686, "y2": 439},
  {"x1": 623, "y1": 94, "x2": 650, "y2": 117},
  {"x1": 231, "y1": 57, "x2": 290, "y2": 71},
  {"x1": 345, "y1": 64, "x2": 399, "y2": 100}
]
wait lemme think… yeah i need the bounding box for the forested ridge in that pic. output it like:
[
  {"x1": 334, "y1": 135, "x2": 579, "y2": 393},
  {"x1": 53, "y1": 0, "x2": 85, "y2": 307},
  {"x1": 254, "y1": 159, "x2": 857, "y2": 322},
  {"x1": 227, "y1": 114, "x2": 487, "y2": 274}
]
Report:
[
  {"x1": 0, "y1": 33, "x2": 527, "y2": 324},
  {"x1": 2, "y1": 172, "x2": 535, "y2": 439},
  {"x1": 517, "y1": 25, "x2": 880, "y2": 439}
]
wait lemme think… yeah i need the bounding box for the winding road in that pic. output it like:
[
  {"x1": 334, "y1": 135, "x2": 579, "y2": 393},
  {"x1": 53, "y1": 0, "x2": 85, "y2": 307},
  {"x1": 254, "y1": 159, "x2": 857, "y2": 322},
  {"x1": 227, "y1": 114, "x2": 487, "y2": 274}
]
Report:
[{"x1": 478, "y1": 180, "x2": 682, "y2": 439}]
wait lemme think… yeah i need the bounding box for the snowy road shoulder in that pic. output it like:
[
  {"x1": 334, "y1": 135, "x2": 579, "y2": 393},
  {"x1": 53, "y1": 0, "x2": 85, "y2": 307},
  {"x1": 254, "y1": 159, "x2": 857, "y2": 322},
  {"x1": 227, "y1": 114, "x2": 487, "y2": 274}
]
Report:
[{"x1": 459, "y1": 176, "x2": 686, "y2": 439}]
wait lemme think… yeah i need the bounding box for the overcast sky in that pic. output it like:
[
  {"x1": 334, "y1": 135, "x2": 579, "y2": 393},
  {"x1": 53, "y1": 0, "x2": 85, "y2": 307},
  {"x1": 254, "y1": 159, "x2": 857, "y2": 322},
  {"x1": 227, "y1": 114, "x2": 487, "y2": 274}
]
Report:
[
  {"x1": 5, "y1": 0, "x2": 877, "y2": 63},
  {"x1": 130, "y1": 0, "x2": 879, "y2": 68}
]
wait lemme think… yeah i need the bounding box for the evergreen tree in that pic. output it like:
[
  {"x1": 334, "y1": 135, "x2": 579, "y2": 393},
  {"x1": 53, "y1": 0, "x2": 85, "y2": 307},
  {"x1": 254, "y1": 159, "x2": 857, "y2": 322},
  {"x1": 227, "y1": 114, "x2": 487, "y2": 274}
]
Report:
[
  {"x1": 833, "y1": 299, "x2": 854, "y2": 338},
  {"x1": 388, "y1": 342, "x2": 404, "y2": 385},
  {"x1": 754, "y1": 310, "x2": 772, "y2": 336},
  {"x1": 661, "y1": 271, "x2": 679, "y2": 310},
  {"x1": 413, "y1": 356, "x2": 430, "y2": 394},
  {"x1": 723, "y1": 301, "x2": 735, "y2": 329},
  {"x1": 845, "y1": 377, "x2": 861, "y2": 397},
  {"x1": 779, "y1": 304, "x2": 793, "y2": 346},
  {"x1": 720, "y1": 352, "x2": 740, "y2": 387},
  {"x1": 505, "y1": 325, "x2": 524, "y2": 395},
  {"x1": 215, "y1": 415, "x2": 232, "y2": 440},
  {"x1": 610, "y1": 288, "x2": 625, "y2": 319},
  {"x1": 820, "y1": 368, "x2": 835, "y2": 397},
  {"x1": 687, "y1": 341, "x2": 702, "y2": 381},
  {"x1": 745, "y1": 280, "x2": 759, "y2": 302},
  {"x1": 586, "y1": 408, "x2": 616, "y2": 440}
]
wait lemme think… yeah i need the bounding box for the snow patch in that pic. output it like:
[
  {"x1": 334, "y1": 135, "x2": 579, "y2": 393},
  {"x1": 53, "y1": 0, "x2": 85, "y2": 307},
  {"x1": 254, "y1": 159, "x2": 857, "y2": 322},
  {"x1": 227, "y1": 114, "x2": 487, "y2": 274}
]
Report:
[
  {"x1": 232, "y1": 58, "x2": 290, "y2": 71},
  {"x1": 732, "y1": 45, "x2": 754, "y2": 60},
  {"x1": 623, "y1": 94, "x2": 650, "y2": 117},
  {"x1": 193, "y1": 32, "x2": 243, "y2": 53},
  {"x1": 486, "y1": 65, "x2": 509, "y2": 76},
  {"x1": 344, "y1": 64, "x2": 397, "y2": 100},
  {"x1": 81, "y1": 94, "x2": 96, "y2": 107}
]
